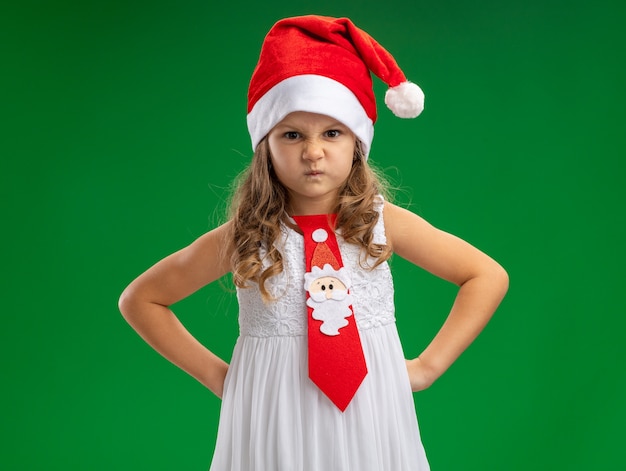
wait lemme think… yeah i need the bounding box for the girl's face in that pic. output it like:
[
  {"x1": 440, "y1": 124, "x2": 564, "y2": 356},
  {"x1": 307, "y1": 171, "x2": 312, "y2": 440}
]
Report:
[{"x1": 267, "y1": 111, "x2": 356, "y2": 215}]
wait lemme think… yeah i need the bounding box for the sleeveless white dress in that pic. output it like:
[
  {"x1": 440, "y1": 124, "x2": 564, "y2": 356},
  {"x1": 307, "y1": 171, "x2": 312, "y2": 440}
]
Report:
[{"x1": 210, "y1": 201, "x2": 430, "y2": 470}]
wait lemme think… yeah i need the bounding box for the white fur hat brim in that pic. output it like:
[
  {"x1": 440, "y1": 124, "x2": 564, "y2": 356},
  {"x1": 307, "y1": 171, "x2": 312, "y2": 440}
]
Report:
[{"x1": 247, "y1": 75, "x2": 375, "y2": 158}]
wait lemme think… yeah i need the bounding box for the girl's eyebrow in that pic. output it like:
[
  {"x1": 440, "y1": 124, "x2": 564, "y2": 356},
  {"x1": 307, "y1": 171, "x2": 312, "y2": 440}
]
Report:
[{"x1": 272, "y1": 121, "x2": 299, "y2": 130}]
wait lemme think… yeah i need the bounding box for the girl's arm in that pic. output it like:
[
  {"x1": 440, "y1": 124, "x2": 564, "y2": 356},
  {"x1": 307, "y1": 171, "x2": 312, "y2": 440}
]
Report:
[
  {"x1": 384, "y1": 202, "x2": 509, "y2": 391},
  {"x1": 118, "y1": 222, "x2": 232, "y2": 398}
]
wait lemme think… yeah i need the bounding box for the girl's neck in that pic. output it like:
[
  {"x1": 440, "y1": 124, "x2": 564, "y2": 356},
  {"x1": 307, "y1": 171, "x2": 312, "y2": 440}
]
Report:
[{"x1": 287, "y1": 195, "x2": 337, "y2": 217}]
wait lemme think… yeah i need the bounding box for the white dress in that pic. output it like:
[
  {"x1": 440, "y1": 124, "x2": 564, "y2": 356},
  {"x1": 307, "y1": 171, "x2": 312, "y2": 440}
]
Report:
[{"x1": 210, "y1": 202, "x2": 430, "y2": 470}]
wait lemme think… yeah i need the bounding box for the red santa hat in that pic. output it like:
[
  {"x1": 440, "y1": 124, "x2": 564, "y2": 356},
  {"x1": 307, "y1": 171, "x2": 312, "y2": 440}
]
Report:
[
  {"x1": 304, "y1": 227, "x2": 352, "y2": 290},
  {"x1": 247, "y1": 15, "x2": 424, "y2": 158},
  {"x1": 311, "y1": 228, "x2": 340, "y2": 270}
]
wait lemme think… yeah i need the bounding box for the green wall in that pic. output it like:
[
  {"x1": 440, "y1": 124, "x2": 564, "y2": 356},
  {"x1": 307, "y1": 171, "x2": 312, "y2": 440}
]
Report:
[{"x1": 3, "y1": 0, "x2": 625, "y2": 468}]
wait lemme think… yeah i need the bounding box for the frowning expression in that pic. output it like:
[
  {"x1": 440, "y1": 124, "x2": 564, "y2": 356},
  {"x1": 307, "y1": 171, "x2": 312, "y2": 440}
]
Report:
[{"x1": 267, "y1": 111, "x2": 356, "y2": 215}]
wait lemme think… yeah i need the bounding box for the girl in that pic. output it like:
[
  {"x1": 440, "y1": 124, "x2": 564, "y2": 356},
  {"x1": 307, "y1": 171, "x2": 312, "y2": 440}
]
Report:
[{"x1": 119, "y1": 15, "x2": 508, "y2": 470}]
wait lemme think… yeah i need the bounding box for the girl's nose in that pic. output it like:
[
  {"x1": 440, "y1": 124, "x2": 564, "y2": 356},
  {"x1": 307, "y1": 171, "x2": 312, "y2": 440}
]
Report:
[{"x1": 302, "y1": 139, "x2": 324, "y2": 161}]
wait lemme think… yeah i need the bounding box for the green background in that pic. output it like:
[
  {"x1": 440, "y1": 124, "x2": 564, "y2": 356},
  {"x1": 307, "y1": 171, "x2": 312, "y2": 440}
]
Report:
[{"x1": 2, "y1": 0, "x2": 625, "y2": 469}]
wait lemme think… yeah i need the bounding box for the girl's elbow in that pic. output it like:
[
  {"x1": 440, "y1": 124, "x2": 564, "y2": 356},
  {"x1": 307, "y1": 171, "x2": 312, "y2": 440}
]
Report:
[
  {"x1": 118, "y1": 285, "x2": 139, "y2": 322},
  {"x1": 491, "y1": 262, "x2": 509, "y2": 298}
]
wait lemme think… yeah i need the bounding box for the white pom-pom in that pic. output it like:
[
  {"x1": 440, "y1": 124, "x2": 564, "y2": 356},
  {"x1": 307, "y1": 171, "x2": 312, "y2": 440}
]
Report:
[
  {"x1": 384, "y1": 81, "x2": 425, "y2": 118},
  {"x1": 312, "y1": 228, "x2": 328, "y2": 243}
]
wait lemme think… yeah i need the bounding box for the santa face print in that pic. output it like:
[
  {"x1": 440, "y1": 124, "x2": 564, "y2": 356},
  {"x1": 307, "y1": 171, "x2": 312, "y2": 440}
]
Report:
[
  {"x1": 304, "y1": 264, "x2": 354, "y2": 337},
  {"x1": 268, "y1": 111, "x2": 356, "y2": 215},
  {"x1": 308, "y1": 276, "x2": 348, "y2": 302}
]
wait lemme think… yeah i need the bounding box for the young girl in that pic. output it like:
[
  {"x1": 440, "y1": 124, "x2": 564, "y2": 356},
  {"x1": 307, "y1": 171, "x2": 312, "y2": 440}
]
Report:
[{"x1": 119, "y1": 15, "x2": 508, "y2": 470}]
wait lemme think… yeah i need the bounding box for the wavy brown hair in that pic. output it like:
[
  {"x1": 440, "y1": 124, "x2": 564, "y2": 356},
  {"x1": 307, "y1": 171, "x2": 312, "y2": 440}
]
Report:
[{"x1": 228, "y1": 138, "x2": 392, "y2": 301}]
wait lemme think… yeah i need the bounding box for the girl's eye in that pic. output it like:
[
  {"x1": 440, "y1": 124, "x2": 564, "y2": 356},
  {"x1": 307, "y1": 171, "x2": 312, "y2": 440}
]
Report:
[
  {"x1": 325, "y1": 130, "x2": 341, "y2": 138},
  {"x1": 284, "y1": 131, "x2": 300, "y2": 140}
]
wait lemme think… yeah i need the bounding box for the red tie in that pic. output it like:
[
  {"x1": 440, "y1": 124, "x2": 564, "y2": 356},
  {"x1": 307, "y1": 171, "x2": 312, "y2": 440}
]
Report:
[{"x1": 292, "y1": 214, "x2": 368, "y2": 412}]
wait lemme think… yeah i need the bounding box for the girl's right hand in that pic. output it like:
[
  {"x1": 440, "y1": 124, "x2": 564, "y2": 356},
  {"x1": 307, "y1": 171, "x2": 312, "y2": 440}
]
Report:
[{"x1": 212, "y1": 361, "x2": 229, "y2": 399}]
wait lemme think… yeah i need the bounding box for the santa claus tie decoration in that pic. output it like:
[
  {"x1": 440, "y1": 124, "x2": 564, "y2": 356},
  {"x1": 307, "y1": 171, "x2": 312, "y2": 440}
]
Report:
[{"x1": 292, "y1": 214, "x2": 368, "y2": 411}]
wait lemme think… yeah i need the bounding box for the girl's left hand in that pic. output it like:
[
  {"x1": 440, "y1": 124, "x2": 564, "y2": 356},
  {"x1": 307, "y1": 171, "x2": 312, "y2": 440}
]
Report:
[{"x1": 406, "y1": 358, "x2": 436, "y2": 392}]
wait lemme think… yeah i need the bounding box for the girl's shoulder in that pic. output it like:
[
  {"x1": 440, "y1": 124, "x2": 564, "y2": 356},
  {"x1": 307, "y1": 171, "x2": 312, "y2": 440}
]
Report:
[
  {"x1": 182, "y1": 220, "x2": 234, "y2": 274},
  {"x1": 382, "y1": 200, "x2": 434, "y2": 255}
]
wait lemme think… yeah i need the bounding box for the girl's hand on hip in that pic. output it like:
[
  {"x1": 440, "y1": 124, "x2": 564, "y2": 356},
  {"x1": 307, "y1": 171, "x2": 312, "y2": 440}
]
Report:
[{"x1": 406, "y1": 358, "x2": 436, "y2": 392}]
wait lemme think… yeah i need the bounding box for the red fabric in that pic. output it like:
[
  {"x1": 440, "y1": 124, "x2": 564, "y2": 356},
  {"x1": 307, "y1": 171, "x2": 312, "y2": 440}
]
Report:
[
  {"x1": 248, "y1": 15, "x2": 408, "y2": 122},
  {"x1": 293, "y1": 214, "x2": 368, "y2": 412}
]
